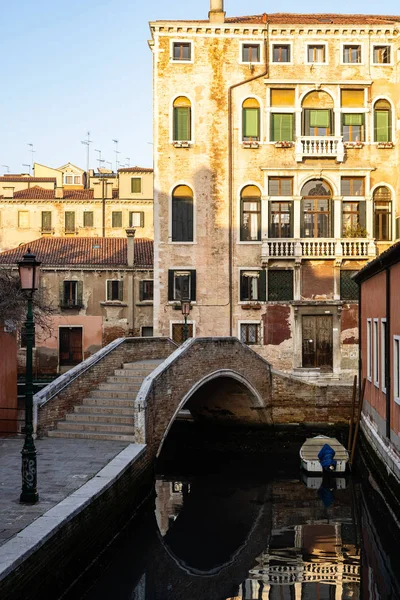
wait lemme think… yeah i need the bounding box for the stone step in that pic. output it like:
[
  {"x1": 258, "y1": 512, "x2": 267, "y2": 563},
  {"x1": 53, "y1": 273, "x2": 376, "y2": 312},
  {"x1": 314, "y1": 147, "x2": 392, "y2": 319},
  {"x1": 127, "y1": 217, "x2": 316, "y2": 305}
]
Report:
[
  {"x1": 123, "y1": 360, "x2": 163, "y2": 368},
  {"x1": 57, "y1": 421, "x2": 135, "y2": 434},
  {"x1": 90, "y1": 390, "x2": 137, "y2": 400},
  {"x1": 81, "y1": 397, "x2": 133, "y2": 408},
  {"x1": 74, "y1": 405, "x2": 134, "y2": 416},
  {"x1": 98, "y1": 382, "x2": 142, "y2": 392},
  {"x1": 47, "y1": 430, "x2": 135, "y2": 442},
  {"x1": 65, "y1": 413, "x2": 134, "y2": 425},
  {"x1": 114, "y1": 368, "x2": 155, "y2": 377},
  {"x1": 107, "y1": 375, "x2": 145, "y2": 384}
]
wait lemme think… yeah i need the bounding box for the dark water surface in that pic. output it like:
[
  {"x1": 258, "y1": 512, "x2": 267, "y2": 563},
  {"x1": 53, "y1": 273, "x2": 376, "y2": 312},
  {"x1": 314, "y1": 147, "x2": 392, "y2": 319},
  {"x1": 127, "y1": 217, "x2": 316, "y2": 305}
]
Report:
[{"x1": 73, "y1": 424, "x2": 400, "y2": 600}]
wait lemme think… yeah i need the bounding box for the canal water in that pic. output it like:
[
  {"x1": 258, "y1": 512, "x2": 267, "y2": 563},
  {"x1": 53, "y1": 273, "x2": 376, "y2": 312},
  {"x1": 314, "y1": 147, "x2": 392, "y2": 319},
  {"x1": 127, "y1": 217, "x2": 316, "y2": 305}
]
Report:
[{"x1": 71, "y1": 423, "x2": 400, "y2": 600}]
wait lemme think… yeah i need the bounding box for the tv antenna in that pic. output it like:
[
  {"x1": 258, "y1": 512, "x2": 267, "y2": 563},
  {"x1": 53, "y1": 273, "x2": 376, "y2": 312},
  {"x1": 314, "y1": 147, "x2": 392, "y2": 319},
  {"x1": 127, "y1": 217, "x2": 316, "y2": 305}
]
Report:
[
  {"x1": 112, "y1": 139, "x2": 120, "y2": 172},
  {"x1": 81, "y1": 131, "x2": 93, "y2": 173},
  {"x1": 1, "y1": 165, "x2": 10, "y2": 173},
  {"x1": 27, "y1": 143, "x2": 35, "y2": 173},
  {"x1": 22, "y1": 163, "x2": 31, "y2": 175},
  {"x1": 94, "y1": 149, "x2": 104, "y2": 170}
]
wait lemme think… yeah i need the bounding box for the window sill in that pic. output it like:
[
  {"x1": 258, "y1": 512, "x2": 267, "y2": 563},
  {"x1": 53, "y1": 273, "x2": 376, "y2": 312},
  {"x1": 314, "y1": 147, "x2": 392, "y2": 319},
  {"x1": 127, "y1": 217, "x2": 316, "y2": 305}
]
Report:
[
  {"x1": 376, "y1": 143, "x2": 394, "y2": 149},
  {"x1": 172, "y1": 141, "x2": 192, "y2": 148},
  {"x1": 60, "y1": 304, "x2": 84, "y2": 310},
  {"x1": 100, "y1": 301, "x2": 127, "y2": 307},
  {"x1": 136, "y1": 302, "x2": 153, "y2": 306},
  {"x1": 170, "y1": 302, "x2": 196, "y2": 309},
  {"x1": 344, "y1": 143, "x2": 364, "y2": 149},
  {"x1": 242, "y1": 141, "x2": 260, "y2": 149},
  {"x1": 274, "y1": 142, "x2": 294, "y2": 148}
]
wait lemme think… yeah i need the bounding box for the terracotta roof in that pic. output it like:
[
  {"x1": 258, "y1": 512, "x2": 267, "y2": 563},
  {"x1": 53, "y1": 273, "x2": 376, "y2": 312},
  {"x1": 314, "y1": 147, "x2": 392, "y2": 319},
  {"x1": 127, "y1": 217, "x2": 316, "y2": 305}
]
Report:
[
  {"x1": 0, "y1": 177, "x2": 57, "y2": 183},
  {"x1": 0, "y1": 237, "x2": 153, "y2": 269},
  {"x1": 0, "y1": 186, "x2": 94, "y2": 200},
  {"x1": 118, "y1": 166, "x2": 153, "y2": 173},
  {"x1": 157, "y1": 13, "x2": 400, "y2": 25}
]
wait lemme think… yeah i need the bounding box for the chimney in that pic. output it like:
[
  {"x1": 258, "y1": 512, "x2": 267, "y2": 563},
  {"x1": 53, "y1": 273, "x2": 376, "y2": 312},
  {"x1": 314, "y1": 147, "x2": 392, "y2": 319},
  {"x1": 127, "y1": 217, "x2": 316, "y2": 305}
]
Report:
[
  {"x1": 126, "y1": 228, "x2": 136, "y2": 267},
  {"x1": 209, "y1": 0, "x2": 225, "y2": 23},
  {"x1": 55, "y1": 187, "x2": 63, "y2": 199}
]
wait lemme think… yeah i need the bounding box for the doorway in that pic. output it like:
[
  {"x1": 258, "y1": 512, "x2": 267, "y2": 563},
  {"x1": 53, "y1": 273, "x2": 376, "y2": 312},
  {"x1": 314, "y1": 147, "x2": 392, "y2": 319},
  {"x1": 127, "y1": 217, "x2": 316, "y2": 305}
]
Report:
[
  {"x1": 302, "y1": 315, "x2": 333, "y2": 370},
  {"x1": 59, "y1": 327, "x2": 83, "y2": 366}
]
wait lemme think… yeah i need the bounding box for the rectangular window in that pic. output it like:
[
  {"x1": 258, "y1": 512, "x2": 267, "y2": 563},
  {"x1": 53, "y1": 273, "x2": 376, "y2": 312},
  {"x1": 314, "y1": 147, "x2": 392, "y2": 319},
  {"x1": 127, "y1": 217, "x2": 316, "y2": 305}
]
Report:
[
  {"x1": 340, "y1": 271, "x2": 359, "y2": 301},
  {"x1": 240, "y1": 323, "x2": 261, "y2": 345},
  {"x1": 18, "y1": 211, "x2": 29, "y2": 228},
  {"x1": 381, "y1": 319, "x2": 387, "y2": 394},
  {"x1": 271, "y1": 113, "x2": 294, "y2": 141},
  {"x1": 269, "y1": 202, "x2": 293, "y2": 238},
  {"x1": 142, "y1": 326, "x2": 154, "y2": 337},
  {"x1": 64, "y1": 211, "x2": 75, "y2": 233},
  {"x1": 62, "y1": 280, "x2": 83, "y2": 308},
  {"x1": 131, "y1": 178, "x2": 141, "y2": 193},
  {"x1": 270, "y1": 89, "x2": 295, "y2": 107},
  {"x1": 303, "y1": 109, "x2": 332, "y2": 136},
  {"x1": 41, "y1": 211, "x2": 52, "y2": 232},
  {"x1": 106, "y1": 280, "x2": 123, "y2": 301},
  {"x1": 268, "y1": 177, "x2": 293, "y2": 196},
  {"x1": 83, "y1": 211, "x2": 94, "y2": 227},
  {"x1": 342, "y1": 114, "x2": 364, "y2": 142},
  {"x1": 168, "y1": 270, "x2": 196, "y2": 302},
  {"x1": 242, "y1": 44, "x2": 260, "y2": 63},
  {"x1": 240, "y1": 270, "x2": 266, "y2": 302},
  {"x1": 64, "y1": 175, "x2": 73, "y2": 184},
  {"x1": 302, "y1": 199, "x2": 331, "y2": 238},
  {"x1": 367, "y1": 319, "x2": 372, "y2": 381},
  {"x1": 342, "y1": 202, "x2": 366, "y2": 237},
  {"x1": 272, "y1": 44, "x2": 290, "y2": 63},
  {"x1": 140, "y1": 280, "x2": 154, "y2": 302},
  {"x1": 129, "y1": 211, "x2": 144, "y2": 227},
  {"x1": 343, "y1": 45, "x2": 361, "y2": 63},
  {"x1": 374, "y1": 201, "x2": 391, "y2": 241},
  {"x1": 112, "y1": 211, "x2": 122, "y2": 228},
  {"x1": 174, "y1": 106, "x2": 191, "y2": 141},
  {"x1": 341, "y1": 177, "x2": 364, "y2": 196},
  {"x1": 341, "y1": 89, "x2": 365, "y2": 108},
  {"x1": 307, "y1": 44, "x2": 326, "y2": 63},
  {"x1": 373, "y1": 45, "x2": 391, "y2": 64},
  {"x1": 173, "y1": 42, "x2": 191, "y2": 61},
  {"x1": 374, "y1": 319, "x2": 379, "y2": 387},
  {"x1": 375, "y1": 110, "x2": 391, "y2": 142},
  {"x1": 240, "y1": 198, "x2": 261, "y2": 241},
  {"x1": 268, "y1": 270, "x2": 293, "y2": 301},
  {"x1": 394, "y1": 336, "x2": 400, "y2": 404},
  {"x1": 242, "y1": 107, "x2": 260, "y2": 140}
]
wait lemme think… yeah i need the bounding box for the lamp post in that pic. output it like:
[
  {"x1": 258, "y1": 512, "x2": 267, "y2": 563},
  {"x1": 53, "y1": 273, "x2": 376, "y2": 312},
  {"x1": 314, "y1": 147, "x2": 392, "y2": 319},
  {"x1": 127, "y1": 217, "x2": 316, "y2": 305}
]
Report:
[
  {"x1": 18, "y1": 249, "x2": 41, "y2": 504},
  {"x1": 181, "y1": 297, "x2": 191, "y2": 342}
]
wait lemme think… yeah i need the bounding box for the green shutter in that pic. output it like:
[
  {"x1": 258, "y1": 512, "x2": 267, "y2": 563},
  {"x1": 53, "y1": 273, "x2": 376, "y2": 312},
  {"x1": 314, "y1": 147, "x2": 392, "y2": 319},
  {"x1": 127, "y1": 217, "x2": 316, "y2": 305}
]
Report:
[
  {"x1": 174, "y1": 107, "x2": 191, "y2": 141},
  {"x1": 190, "y1": 270, "x2": 196, "y2": 301},
  {"x1": 168, "y1": 270, "x2": 174, "y2": 301},
  {"x1": 42, "y1": 211, "x2": 52, "y2": 231},
  {"x1": 271, "y1": 114, "x2": 293, "y2": 141},
  {"x1": 131, "y1": 178, "x2": 141, "y2": 193},
  {"x1": 259, "y1": 270, "x2": 266, "y2": 301},
  {"x1": 107, "y1": 280, "x2": 112, "y2": 301},
  {"x1": 309, "y1": 110, "x2": 330, "y2": 128},
  {"x1": 375, "y1": 110, "x2": 390, "y2": 142},
  {"x1": 243, "y1": 108, "x2": 259, "y2": 139},
  {"x1": 118, "y1": 281, "x2": 123, "y2": 301},
  {"x1": 77, "y1": 281, "x2": 83, "y2": 306},
  {"x1": 343, "y1": 114, "x2": 363, "y2": 126}
]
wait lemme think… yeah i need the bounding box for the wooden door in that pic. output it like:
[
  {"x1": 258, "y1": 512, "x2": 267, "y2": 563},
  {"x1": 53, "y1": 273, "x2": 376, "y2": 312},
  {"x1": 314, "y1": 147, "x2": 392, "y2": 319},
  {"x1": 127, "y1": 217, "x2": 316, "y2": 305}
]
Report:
[
  {"x1": 302, "y1": 315, "x2": 333, "y2": 370},
  {"x1": 59, "y1": 327, "x2": 83, "y2": 366},
  {"x1": 172, "y1": 323, "x2": 193, "y2": 344}
]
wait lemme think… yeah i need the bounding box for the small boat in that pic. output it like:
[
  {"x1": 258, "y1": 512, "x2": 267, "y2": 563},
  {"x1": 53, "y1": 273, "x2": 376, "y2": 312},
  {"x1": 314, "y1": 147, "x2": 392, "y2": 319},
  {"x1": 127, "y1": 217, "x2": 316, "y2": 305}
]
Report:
[{"x1": 300, "y1": 435, "x2": 349, "y2": 473}]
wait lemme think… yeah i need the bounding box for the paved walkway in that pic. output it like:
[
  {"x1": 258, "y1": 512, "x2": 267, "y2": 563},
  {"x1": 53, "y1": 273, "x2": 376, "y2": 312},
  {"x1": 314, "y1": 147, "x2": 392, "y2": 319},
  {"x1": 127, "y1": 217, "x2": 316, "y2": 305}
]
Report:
[{"x1": 0, "y1": 437, "x2": 128, "y2": 547}]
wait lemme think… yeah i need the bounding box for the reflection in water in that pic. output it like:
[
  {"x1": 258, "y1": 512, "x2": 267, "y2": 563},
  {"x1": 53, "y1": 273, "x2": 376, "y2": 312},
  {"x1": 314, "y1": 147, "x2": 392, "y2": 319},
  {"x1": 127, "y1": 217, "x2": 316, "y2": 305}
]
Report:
[{"x1": 78, "y1": 429, "x2": 400, "y2": 600}]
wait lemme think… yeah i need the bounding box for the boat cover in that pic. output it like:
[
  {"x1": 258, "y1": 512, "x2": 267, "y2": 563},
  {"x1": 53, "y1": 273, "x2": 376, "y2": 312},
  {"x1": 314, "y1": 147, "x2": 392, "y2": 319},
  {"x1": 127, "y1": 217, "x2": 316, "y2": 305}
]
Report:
[{"x1": 318, "y1": 443, "x2": 337, "y2": 471}]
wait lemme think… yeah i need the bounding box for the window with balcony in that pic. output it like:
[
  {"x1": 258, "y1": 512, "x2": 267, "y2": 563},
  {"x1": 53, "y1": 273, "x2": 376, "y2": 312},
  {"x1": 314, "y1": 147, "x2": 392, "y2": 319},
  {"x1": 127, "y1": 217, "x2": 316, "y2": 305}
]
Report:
[
  {"x1": 268, "y1": 270, "x2": 293, "y2": 301},
  {"x1": 269, "y1": 202, "x2": 293, "y2": 238},
  {"x1": 240, "y1": 270, "x2": 266, "y2": 302},
  {"x1": 240, "y1": 186, "x2": 261, "y2": 242},
  {"x1": 373, "y1": 45, "x2": 391, "y2": 64},
  {"x1": 272, "y1": 44, "x2": 291, "y2": 63},
  {"x1": 41, "y1": 211, "x2": 52, "y2": 232},
  {"x1": 303, "y1": 109, "x2": 332, "y2": 136},
  {"x1": 307, "y1": 44, "x2": 326, "y2": 63},
  {"x1": 172, "y1": 42, "x2": 191, "y2": 61},
  {"x1": 373, "y1": 186, "x2": 392, "y2": 241},
  {"x1": 112, "y1": 211, "x2": 122, "y2": 228},
  {"x1": 343, "y1": 45, "x2": 361, "y2": 63},
  {"x1": 374, "y1": 99, "x2": 392, "y2": 142},
  {"x1": 342, "y1": 114, "x2": 364, "y2": 142},
  {"x1": 62, "y1": 280, "x2": 83, "y2": 308},
  {"x1": 242, "y1": 98, "x2": 260, "y2": 141},
  {"x1": 301, "y1": 180, "x2": 332, "y2": 238},
  {"x1": 342, "y1": 202, "x2": 366, "y2": 237},
  {"x1": 172, "y1": 185, "x2": 193, "y2": 242},
  {"x1": 168, "y1": 269, "x2": 196, "y2": 301},
  {"x1": 173, "y1": 96, "x2": 192, "y2": 142},
  {"x1": 242, "y1": 43, "x2": 261, "y2": 63}
]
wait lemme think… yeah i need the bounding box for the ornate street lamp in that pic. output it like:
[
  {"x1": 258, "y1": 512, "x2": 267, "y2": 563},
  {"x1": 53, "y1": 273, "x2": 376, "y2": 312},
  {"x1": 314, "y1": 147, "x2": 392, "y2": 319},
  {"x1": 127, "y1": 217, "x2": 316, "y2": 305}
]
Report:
[
  {"x1": 18, "y1": 249, "x2": 41, "y2": 504},
  {"x1": 181, "y1": 297, "x2": 191, "y2": 342}
]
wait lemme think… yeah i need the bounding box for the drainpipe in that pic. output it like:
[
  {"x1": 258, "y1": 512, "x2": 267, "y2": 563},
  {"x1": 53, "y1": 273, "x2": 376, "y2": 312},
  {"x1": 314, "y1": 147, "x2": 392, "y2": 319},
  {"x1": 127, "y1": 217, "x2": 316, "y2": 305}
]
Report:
[
  {"x1": 228, "y1": 16, "x2": 269, "y2": 335},
  {"x1": 385, "y1": 267, "x2": 391, "y2": 439}
]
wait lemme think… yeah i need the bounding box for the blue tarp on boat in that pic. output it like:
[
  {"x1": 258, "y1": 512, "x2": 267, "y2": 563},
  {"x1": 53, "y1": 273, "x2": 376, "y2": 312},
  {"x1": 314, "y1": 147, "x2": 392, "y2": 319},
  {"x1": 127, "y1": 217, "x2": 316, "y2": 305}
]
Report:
[{"x1": 318, "y1": 443, "x2": 337, "y2": 471}]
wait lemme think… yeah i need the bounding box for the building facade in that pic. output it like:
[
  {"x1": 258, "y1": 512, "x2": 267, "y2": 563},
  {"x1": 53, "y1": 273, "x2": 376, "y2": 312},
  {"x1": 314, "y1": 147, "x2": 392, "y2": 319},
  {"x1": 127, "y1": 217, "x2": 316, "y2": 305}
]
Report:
[
  {"x1": 0, "y1": 234, "x2": 154, "y2": 374},
  {"x1": 0, "y1": 165, "x2": 154, "y2": 251},
  {"x1": 150, "y1": 2, "x2": 400, "y2": 378}
]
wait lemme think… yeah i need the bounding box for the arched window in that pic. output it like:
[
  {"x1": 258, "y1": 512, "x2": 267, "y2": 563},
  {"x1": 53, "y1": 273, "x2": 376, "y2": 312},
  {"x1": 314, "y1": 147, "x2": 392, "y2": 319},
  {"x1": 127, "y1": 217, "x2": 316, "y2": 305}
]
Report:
[
  {"x1": 302, "y1": 91, "x2": 334, "y2": 136},
  {"x1": 172, "y1": 185, "x2": 193, "y2": 242},
  {"x1": 173, "y1": 97, "x2": 191, "y2": 142},
  {"x1": 242, "y1": 98, "x2": 260, "y2": 141},
  {"x1": 301, "y1": 179, "x2": 332, "y2": 238},
  {"x1": 373, "y1": 186, "x2": 392, "y2": 241},
  {"x1": 374, "y1": 99, "x2": 391, "y2": 142},
  {"x1": 240, "y1": 185, "x2": 261, "y2": 241}
]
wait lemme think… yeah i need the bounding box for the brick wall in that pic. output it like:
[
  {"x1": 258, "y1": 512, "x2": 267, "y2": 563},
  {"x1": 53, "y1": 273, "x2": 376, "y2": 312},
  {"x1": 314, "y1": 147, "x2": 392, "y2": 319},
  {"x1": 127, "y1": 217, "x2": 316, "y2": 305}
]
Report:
[{"x1": 37, "y1": 337, "x2": 176, "y2": 434}]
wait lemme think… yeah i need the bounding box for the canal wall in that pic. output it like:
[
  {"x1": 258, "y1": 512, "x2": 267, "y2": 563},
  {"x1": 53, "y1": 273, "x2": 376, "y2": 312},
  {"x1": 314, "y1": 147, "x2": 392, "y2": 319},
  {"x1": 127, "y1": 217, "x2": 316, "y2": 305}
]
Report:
[{"x1": 0, "y1": 444, "x2": 154, "y2": 600}]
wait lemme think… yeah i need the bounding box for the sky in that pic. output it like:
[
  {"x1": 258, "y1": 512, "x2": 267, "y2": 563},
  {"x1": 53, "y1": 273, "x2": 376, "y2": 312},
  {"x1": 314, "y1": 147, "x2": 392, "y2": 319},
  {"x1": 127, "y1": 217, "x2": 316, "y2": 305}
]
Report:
[{"x1": 1, "y1": 0, "x2": 399, "y2": 175}]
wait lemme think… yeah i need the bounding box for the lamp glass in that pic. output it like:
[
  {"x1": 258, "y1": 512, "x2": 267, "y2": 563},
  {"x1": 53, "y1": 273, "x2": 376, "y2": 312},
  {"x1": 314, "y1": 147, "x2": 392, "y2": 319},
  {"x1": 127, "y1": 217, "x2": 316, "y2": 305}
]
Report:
[{"x1": 181, "y1": 299, "x2": 191, "y2": 316}]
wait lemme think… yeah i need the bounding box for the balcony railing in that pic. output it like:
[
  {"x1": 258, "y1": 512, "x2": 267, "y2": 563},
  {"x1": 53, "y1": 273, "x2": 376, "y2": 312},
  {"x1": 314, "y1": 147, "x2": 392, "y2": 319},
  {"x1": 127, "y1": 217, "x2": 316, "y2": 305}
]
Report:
[
  {"x1": 262, "y1": 238, "x2": 376, "y2": 261},
  {"x1": 295, "y1": 136, "x2": 345, "y2": 162}
]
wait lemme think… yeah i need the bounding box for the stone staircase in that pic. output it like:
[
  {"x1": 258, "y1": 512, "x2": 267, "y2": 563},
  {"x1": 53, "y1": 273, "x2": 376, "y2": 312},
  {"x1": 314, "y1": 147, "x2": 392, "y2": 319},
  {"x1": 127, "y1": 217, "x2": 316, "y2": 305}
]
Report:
[{"x1": 47, "y1": 359, "x2": 163, "y2": 442}]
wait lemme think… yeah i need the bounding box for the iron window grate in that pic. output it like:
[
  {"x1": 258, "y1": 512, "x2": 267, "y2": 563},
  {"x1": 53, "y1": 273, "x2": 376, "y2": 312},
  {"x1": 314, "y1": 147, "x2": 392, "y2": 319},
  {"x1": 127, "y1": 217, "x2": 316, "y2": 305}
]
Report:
[
  {"x1": 340, "y1": 271, "x2": 359, "y2": 300},
  {"x1": 268, "y1": 270, "x2": 293, "y2": 301}
]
